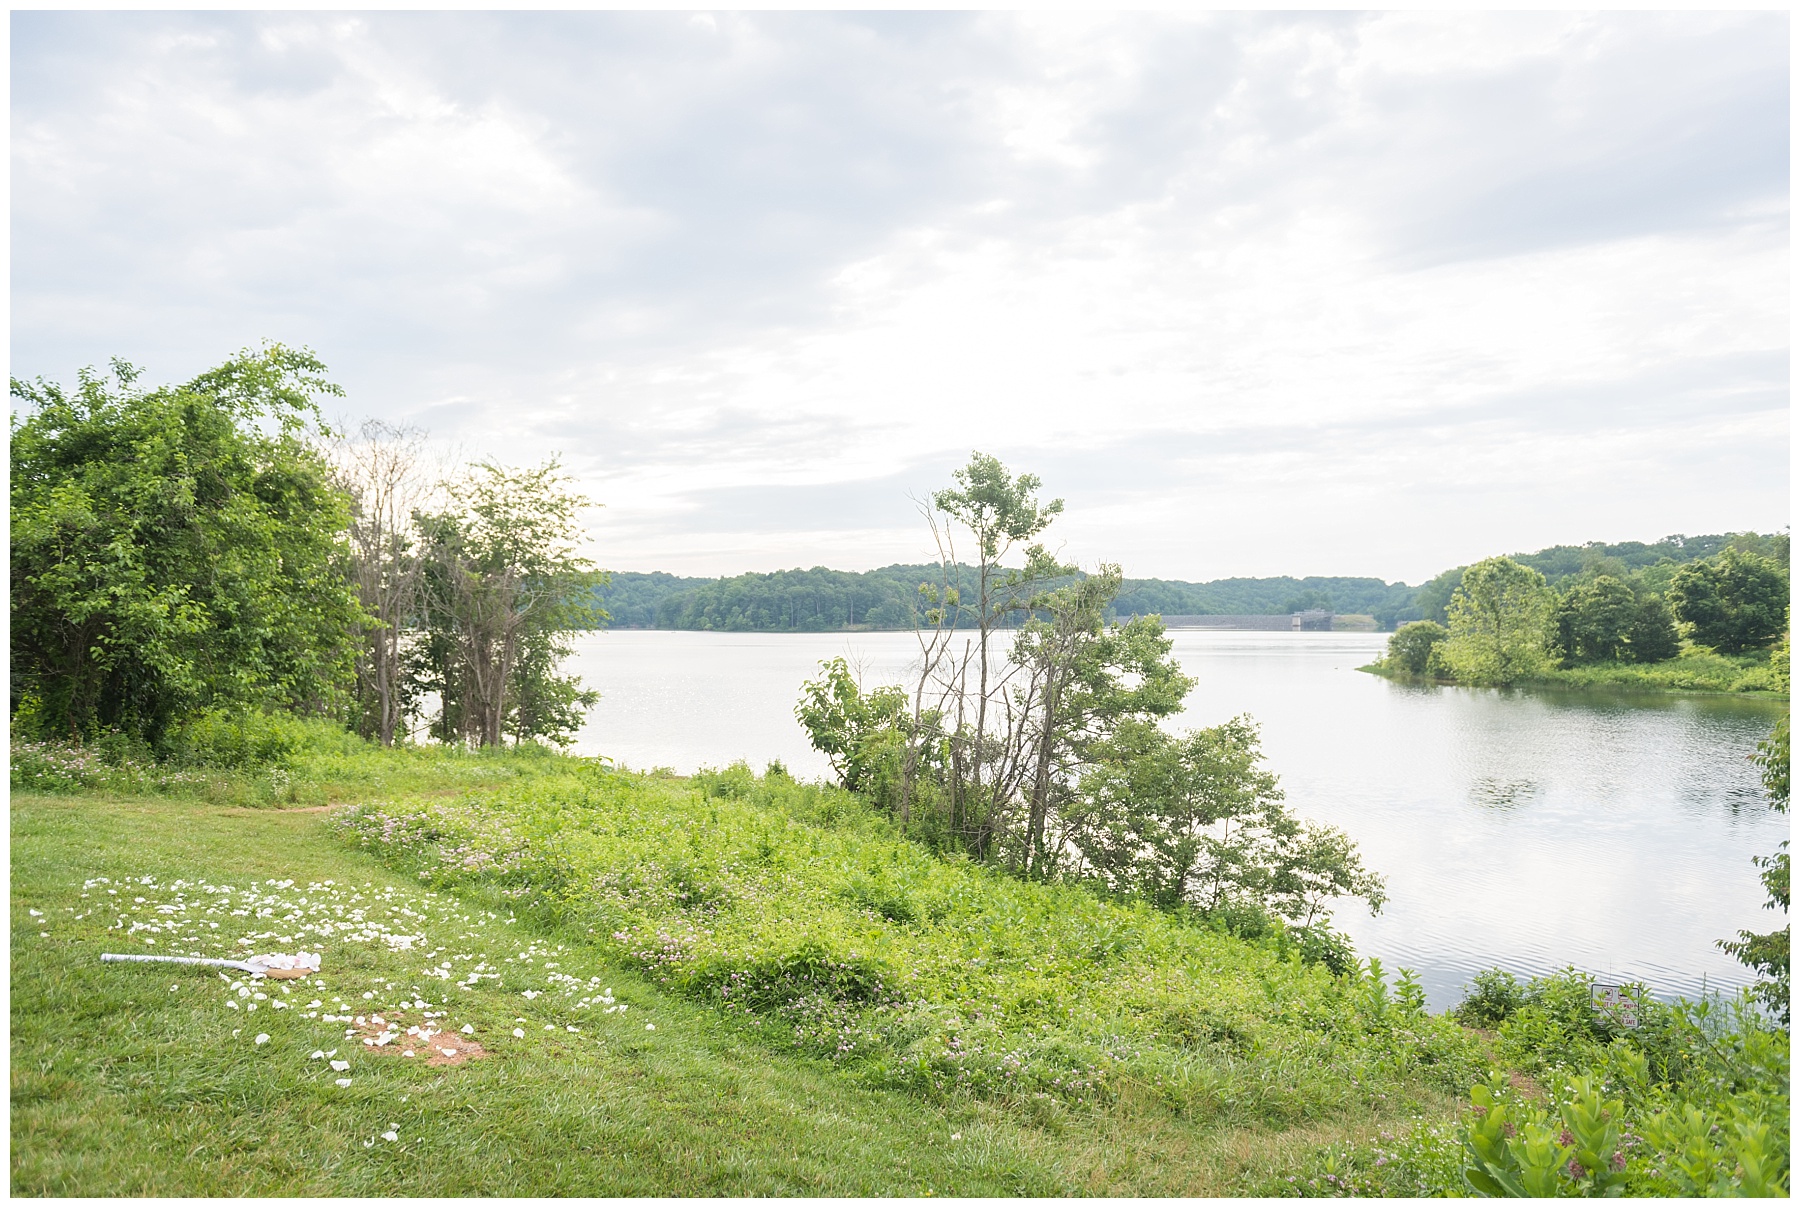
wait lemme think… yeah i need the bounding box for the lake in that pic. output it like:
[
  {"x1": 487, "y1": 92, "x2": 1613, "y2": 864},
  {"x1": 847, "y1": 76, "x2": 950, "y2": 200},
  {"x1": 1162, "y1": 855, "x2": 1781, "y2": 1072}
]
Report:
[{"x1": 563, "y1": 628, "x2": 1788, "y2": 1011}]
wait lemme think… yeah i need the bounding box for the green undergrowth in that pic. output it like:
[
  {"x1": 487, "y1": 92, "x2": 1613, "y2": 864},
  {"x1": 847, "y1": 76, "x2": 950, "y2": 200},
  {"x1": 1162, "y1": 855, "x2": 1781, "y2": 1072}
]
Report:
[
  {"x1": 10, "y1": 713, "x2": 565, "y2": 807},
  {"x1": 1252, "y1": 969, "x2": 1789, "y2": 1197},
  {"x1": 14, "y1": 789, "x2": 1460, "y2": 1196},
  {"x1": 334, "y1": 760, "x2": 1484, "y2": 1129},
  {"x1": 1363, "y1": 649, "x2": 1786, "y2": 697}
]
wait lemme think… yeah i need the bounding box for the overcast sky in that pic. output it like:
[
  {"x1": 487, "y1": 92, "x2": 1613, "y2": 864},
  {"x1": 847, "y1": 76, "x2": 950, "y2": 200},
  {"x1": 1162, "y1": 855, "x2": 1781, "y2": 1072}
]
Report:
[{"x1": 11, "y1": 11, "x2": 1789, "y2": 583}]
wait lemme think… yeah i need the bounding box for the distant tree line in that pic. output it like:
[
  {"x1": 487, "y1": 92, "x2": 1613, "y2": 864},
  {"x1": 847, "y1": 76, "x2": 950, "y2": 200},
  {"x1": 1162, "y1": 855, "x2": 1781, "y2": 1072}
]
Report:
[
  {"x1": 596, "y1": 565, "x2": 1422, "y2": 631},
  {"x1": 600, "y1": 534, "x2": 1785, "y2": 635}
]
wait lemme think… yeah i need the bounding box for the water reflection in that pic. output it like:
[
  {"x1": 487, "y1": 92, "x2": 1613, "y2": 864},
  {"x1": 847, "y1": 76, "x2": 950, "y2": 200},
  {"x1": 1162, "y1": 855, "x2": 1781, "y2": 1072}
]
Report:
[
  {"x1": 1467, "y1": 777, "x2": 1543, "y2": 811},
  {"x1": 565, "y1": 629, "x2": 1787, "y2": 1010}
]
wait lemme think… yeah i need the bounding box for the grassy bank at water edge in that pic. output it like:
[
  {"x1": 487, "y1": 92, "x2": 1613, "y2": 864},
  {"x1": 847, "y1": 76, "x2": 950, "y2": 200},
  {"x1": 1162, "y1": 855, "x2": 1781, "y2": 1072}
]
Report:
[{"x1": 12, "y1": 768, "x2": 1466, "y2": 1196}]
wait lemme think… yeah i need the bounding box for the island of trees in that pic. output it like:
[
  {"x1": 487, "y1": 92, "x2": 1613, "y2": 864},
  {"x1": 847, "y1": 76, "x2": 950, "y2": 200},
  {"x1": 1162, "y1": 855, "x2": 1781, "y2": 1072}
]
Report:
[{"x1": 1374, "y1": 543, "x2": 1788, "y2": 695}]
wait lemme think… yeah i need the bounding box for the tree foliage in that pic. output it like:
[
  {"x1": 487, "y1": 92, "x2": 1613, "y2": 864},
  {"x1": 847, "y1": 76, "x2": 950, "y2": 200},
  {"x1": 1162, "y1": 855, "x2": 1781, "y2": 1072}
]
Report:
[
  {"x1": 1437, "y1": 557, "x2": 1554, "y2": 686},
  {"x1": 796, "y1": 453, "x2": 1388, "y2": 936},
  {"x1": 1547, "y1": 575, "x2": 1681, "y2": 666},
  {"x1": 1669, "y1": 549, "x2": 1789, "y2": 655},
  {"x1": 334, "y1": 420, "x2": 431, "y2": 746},
  {"x1": 411, "y1": 460, "x2": 606, "y2": 747},
  {"x1": 10, "y1": 347, "x2": 365, "y2": 744},
  {"x1": 1722, "y1": 716, "x2": 1790, "y2": 1021},
  {"x1": 1385, "y1": 620, "x2": 1449, "y2": 676}
]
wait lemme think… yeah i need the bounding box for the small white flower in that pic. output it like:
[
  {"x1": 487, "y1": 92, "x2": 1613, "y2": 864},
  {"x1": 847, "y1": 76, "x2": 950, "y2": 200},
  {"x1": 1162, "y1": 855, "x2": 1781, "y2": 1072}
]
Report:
[
  {"x1": 950, "y1": 1133, "x2": 962, "y2": 1141},
  {"x1": 330, "y1": 1060, "x2": 350, "y2": 1072},
  {"x1": 521, "y1": 990, "x2": 540, "y2": 1000},
  {"x1": 362, "y1": 991, "x2": 374, "y2": 1000},
  {"x1": 231, "y1": 1029, "x2": 241, "y2": 1037},
  {"x1": 644, "y1": 1023, "x2": 655, "y2": 1032},
  {"x1": 254, "y1": 1034, "x2": 270, "y2": 1046},
  {"x1": 170, "y1": 984, "x2": 179, "y2": 992},
  {"x1": 512, "y1": 1028, "x2": 525, "y2": 1038}
]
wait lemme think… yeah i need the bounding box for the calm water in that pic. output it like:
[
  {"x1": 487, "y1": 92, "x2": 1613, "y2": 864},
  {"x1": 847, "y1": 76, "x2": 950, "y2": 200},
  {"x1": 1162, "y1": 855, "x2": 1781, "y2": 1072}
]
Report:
[{"x1": 564, "y1": 629, "x2": 1788, "y2": 1011}]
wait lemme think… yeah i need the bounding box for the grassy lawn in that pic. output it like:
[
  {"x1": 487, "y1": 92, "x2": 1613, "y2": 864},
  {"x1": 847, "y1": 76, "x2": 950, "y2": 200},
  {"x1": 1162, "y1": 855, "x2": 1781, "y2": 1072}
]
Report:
[{"x1": 12, "y1": 790, "x2": 1434, "y2": 1197}]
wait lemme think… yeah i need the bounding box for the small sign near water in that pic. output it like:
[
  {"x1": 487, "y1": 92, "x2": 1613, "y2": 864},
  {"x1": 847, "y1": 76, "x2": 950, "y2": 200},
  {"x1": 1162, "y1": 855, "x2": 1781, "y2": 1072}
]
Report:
[{"x1": 1591, "y1": 983, "x2": 1639, "y2": 1029}]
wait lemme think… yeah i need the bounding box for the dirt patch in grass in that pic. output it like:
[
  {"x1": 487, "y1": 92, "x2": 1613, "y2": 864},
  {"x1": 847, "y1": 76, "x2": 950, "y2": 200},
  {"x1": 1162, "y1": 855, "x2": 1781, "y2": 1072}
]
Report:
[{"x1": 347, "y1": 1014, "x2": 488, "y2": 1067}]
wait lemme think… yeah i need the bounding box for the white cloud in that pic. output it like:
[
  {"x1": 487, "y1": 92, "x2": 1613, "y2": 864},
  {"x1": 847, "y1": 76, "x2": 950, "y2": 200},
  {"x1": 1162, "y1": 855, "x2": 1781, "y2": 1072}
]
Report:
[{"x1": 11, "y1": 11, "x2": 1786, "y2": 583}]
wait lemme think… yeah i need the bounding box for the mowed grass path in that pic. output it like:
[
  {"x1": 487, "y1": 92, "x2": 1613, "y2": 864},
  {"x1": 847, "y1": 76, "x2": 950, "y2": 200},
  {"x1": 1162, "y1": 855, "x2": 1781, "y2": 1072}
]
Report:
[{"x1": 13, "y1": 792, "x2": 1414, "y2": 1196}]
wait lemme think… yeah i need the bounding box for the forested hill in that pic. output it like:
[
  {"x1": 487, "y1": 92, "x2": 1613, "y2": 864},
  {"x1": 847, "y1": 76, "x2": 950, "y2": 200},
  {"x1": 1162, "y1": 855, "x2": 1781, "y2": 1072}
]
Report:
[
  {"x1": 596, "y1": 530, "x2": 1786, "y2": 634},
  {"x1": 594, "y1": 564, "x2": 1417, "y2": 631}
]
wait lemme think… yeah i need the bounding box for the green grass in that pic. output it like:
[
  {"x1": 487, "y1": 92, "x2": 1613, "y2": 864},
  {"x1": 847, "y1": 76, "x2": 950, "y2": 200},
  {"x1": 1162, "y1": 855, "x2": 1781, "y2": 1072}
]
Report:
[
  {"x1": 1361, "y1": 649, "x2": 1786, "y2": 697},
  {"x1": 12, "y1": 785, "x2": 1459, "y2": 1196},
  {"x1": 334, "y1": 761, "x2": 1482, "y2": 1121}
]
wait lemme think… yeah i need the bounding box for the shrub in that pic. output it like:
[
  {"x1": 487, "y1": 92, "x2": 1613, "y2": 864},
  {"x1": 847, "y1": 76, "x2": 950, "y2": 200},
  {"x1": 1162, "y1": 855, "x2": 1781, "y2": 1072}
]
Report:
[
  {"x1": 1453, "y1": 968, "x2": 1527, "y2": 1027},
  {"x1": 1384, "y1": 621, "x2": 1448, "y2": 676}
]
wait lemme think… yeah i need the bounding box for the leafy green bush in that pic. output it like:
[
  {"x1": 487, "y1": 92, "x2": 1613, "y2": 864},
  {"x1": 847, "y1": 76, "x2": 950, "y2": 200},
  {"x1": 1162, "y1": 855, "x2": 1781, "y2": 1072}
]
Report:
[
  {"x1": 160, "y1": 707, "x2": 366, "y2": 768},
  {"x1": 1384, "y1": 620, "x2": 1449, "y2": 676},
  {"x1": 1453, "y1": 968, "x2": 1528, "y2": 1028}
]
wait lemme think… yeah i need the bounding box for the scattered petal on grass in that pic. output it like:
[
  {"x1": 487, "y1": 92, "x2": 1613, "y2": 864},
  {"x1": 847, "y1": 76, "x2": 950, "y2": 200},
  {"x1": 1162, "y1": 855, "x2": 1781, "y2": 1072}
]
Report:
[
  {"x1": 644, "y1": 1024, "x2": 654, "y2": 1031},
  {"x1": 440, "y1": 1047, "x2": 456, "y2": 1057},
  {"x1": 402, "y1": 1050, "x2": 415, "y2": 1058},
  {"x1": 381, "y1": 1130, "x2": 399, "y2": 1142},
  {"x1": 330, "y1": 1060, "x2": 350, "y2": 1072},
  {"x1": 336, "y1": 1078, "x2": 352, "y2": 1088},
  {"x1": 951, "y1": 1133, "x2": 962, "y2": 1141},
  {"x1": 311, "y1": 1051, "x2": 326, "y2": 1059},
  {"x1": 170, "y1": 984, "x2": 178, "y2": 992},
  {"x1": 460, "y1": 1024, "x2": 474, "y2": 1034},
  {"x1": 254, "y1": 1033, "x2": 270, "y2": 1045},
  {"x1": 512, "y1": 1028, "x2": 525, "y2": 1038}
]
